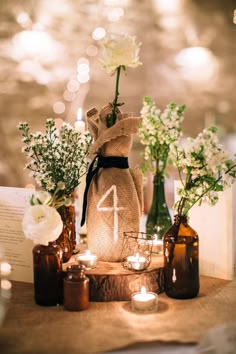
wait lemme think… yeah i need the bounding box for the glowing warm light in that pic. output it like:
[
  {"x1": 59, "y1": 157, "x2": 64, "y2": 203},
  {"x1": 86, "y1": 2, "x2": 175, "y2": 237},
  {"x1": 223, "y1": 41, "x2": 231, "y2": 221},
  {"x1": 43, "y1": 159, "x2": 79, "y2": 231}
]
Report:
[
  {"x1": 77, "y1": 107, "x2": 83, "y2": 121},
  {"x1": 159, "y1": 16, "x2": 180, "y2": 29},
  {"x1": 77, "y1": 57, "x2": 89, "y2": 65},
  {"x1": 92, "y1": 27, "x2": 106, "y2": 40},
  {"x1": 18, "y1": 60, "x2": 51, "y2": 84},
  {"x1": 75, "y1": 108, "x2": 85, "y2": 132},
  {"x1": 16, "y1": 12, "x2": 31, "y2": 27},
  {"x1": 175, "y1": 46, "x2": 218, "y2": 82},
  {"x1": 77, "y1": 72, "x2": 90, "y2": 83},
  {"x1": 1, "y1": 279, "x2": 12, "y2": 291},
  {"x1": 86, "y1": 44, "x2": 98, "y2": 57},
  {"x1": 67, "y1": 79, "x2": 80, "y2": 92},
  {"x1": 107, "y1": 7, "x2": 124, "y2": 22},
  {"x1": 10, "y1": 30, "x2": 63, "y2": 64},
  {"x1": 0, "y1": 262, "x2": 11, "y2": 276},
  {"x1": 141, "y1": 286, "x2": 146, "y2": 294},
  {"x1": 63, "y1": 90, "x2": 76, "y2": 102},
  {"x1": 53, "y1": 101, "x2": 66, "y2": 114},
  {"x1": 154, "y1": 0, "x2": 183, "y2": 13},
  {"x1": 77, "y1": 63, "x2": 90, "y2": 74}
]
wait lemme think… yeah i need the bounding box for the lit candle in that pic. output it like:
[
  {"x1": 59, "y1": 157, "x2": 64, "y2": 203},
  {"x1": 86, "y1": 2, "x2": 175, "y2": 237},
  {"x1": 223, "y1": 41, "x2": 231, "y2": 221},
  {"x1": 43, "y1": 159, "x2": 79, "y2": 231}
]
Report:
[
  {"x1": 152, "y1": 239, "x2": 163, "y2": 254},
  {"x1": 77, "y1": 250, "x2": 97, "y2": 269},
  {"x1": 0, "y1": 262, "x2": 11, "y2": 276},
  {"x1": 131, "y1": 286, "x2": 158, "y2": 312},
  {"x1": 75, "y1": 107, "x2": 85, "y2": 133},
  {"x1": 127, "y1": 253, "x2": 148, "y2": 271}
]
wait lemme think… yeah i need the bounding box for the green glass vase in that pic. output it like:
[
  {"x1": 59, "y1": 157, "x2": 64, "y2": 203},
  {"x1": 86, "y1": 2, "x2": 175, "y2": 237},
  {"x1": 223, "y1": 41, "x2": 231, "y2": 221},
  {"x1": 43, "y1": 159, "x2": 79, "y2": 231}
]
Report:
[{"x1": 146, "y1": 173, "x2": 172, "y2": 240}]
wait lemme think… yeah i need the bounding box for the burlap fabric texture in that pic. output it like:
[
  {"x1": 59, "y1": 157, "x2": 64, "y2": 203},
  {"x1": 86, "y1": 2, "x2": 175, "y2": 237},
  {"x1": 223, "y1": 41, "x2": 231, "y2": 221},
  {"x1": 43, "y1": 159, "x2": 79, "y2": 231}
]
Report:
[{"x1": 85, "y1": 103, "x2": 143, "y2": 262}]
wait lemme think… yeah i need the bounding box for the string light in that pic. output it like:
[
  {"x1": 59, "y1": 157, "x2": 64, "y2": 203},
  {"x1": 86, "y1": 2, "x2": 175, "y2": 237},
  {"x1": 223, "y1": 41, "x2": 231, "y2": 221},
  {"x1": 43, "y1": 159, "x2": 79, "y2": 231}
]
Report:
[
  {"x1": 175, "y1": 46, "x2": 218, "y2": 82},
  {"x1": 53, "y1": 101, "x2": 66, "y2": 114},
  {"x1": 92, "y1": 27, "x2": 106, "y2": 40}
]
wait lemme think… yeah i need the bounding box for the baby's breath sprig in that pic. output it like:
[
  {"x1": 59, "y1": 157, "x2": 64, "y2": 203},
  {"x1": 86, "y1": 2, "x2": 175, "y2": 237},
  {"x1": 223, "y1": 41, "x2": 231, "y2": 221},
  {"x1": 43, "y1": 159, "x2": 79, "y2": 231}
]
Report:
[
  {"x1": 138, "y1": 96, "x2": 185, "y2": 175},
  {"x1": 18, "y1": 119, "x2": 92, "y2": 208},
  {"x1": 173, "y1": 126, "x2": 236, "y2": 216}
]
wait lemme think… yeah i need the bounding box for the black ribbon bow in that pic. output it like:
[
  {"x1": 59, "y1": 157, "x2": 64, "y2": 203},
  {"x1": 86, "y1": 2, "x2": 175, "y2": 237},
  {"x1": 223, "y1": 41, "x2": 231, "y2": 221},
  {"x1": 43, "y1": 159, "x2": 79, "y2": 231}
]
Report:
[{"x1": 80, "y1": 155, "x2": 129, "y2": 226}]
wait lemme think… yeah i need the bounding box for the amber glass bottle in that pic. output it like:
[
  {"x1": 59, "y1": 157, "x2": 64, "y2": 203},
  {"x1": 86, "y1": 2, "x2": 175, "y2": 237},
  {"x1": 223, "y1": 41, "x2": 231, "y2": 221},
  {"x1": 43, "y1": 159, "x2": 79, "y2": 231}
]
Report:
[
  {"x1": 33, "y1": 243, "x2": 63, "y2": 306},
  {"x1": 64, "y1": 265, "x2": 89, "y2": 311},
  {"x1": 163, "y1": 215, "x2": 199, "y2": 299}
]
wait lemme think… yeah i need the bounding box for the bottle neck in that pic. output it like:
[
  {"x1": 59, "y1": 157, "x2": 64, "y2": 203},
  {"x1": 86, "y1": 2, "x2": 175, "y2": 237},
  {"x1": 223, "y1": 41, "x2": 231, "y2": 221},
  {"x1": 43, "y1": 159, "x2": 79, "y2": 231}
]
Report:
[
  {"x1": 152, "y1": 173, "x2": 166, "y2": 203},
  {"x1": 174, "y1": 214, "x2": 188, "y2": 226}
]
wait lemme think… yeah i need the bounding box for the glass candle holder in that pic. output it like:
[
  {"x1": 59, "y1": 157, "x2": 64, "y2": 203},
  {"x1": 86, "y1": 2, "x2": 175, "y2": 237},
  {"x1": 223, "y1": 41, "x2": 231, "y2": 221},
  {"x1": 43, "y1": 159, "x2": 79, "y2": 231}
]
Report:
[
  {"x1": 121, "y1": 232, "x2": 154, "y2": 272},
  {"x1": 77, "y1": 250, "x2": 97, "y2": 269},
  {"x1": 131, "y1": 286, "x2": 158, "y2": 312}
]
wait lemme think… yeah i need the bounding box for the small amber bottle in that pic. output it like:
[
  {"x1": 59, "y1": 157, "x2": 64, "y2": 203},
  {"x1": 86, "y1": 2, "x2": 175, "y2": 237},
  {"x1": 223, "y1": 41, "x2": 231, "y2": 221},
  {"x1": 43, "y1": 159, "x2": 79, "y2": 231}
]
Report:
[
  {"x1": 33, "y1": 242, "x2": 63, "y2": 306},
  {"x1": 163, "y1": 215, "x2": 199, "y2": 299},
  {"x1": 64, "y1": 264, "x2": 89, "y2": 311}
]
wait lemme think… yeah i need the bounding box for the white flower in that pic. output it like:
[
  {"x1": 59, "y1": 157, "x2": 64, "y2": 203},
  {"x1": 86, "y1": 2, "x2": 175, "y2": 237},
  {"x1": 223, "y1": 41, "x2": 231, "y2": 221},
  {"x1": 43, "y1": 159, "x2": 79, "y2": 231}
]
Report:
[
  {"x1": 22, "y1": 205, "x2": 63, "y2": 246},
  {"x1": 31, "y1": 191, "x2": 52, "y2": 205},
  {"x1": 100, "y1": 33, "x2": 142, "y2": 73}
]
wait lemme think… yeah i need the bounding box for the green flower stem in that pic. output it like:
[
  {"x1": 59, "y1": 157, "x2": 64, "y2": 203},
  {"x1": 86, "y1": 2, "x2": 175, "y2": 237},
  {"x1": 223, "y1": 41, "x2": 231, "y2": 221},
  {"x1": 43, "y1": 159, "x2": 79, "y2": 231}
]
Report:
[
  {"x1": 108, "y1": 65, "x2": 122, "y2": 127},
  {"x1": 177, "y1": 174, "x2": 192, "y2": 215},
  {"x1": 177, "y1": 162, "x2": 236, "y2": 216}
]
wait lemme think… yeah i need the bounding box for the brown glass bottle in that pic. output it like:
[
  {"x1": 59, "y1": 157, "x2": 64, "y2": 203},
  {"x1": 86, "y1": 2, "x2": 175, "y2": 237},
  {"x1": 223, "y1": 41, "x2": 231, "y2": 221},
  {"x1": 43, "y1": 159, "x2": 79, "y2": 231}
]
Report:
[
  {"x1": 33, "y1": 243, "x2": 63, "y2": 306},
  {"x1": 64, "y1": 265, "x2": 89, "y2": 311},
  {"x1": 163, "y1": 215, "x2": 199, "y2": 299}
]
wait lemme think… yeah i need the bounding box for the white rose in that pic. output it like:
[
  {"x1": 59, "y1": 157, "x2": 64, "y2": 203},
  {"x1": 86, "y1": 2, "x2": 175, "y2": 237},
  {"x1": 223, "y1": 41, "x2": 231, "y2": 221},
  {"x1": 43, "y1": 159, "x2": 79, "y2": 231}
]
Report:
[
  {"x1": 100, "y1": 33, "x2": 142, "y2": 73},
  {"x1": 22, "y1": 205, "x2": 63, "y2": 246}
]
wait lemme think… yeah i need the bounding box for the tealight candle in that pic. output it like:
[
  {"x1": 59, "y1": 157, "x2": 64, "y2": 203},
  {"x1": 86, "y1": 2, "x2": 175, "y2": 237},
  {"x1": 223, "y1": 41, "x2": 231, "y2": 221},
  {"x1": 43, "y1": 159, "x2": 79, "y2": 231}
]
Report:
[
  {"x1": 74, "y1": 120, "x2": 85, "y2": 133},
  {"x1": 75, "y1": 108, "x2": 85, "y2": 133},
  {"x1": 127, "y1": 253, "x2": 148, "y2": 271},
  {"x1": 77, "y1": 250, "x2": 97, "y2": 269},
  {"x1": 131, "y1": 286, "x2": 158, "y2": 312},
  {"x1": 152, "y1": 239, "x2": 163, "y2": 254}
]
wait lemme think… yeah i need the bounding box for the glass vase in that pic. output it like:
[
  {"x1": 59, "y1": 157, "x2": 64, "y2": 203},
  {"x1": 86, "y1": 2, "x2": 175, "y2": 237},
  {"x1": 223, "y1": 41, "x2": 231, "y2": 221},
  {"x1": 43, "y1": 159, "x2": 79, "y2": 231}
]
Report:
[
  {"x1": 56, "y1": 204, "x2": 76, "y2": 263},
  {"x1": 163, "y1": 215, "x2": 199, "y2": 299},
  {"x1": 146, "y1": 173, "x2": 172, "y2": 241},
  {"x1": 33, "y1": 242, "x2": 63, "y2": 306}
]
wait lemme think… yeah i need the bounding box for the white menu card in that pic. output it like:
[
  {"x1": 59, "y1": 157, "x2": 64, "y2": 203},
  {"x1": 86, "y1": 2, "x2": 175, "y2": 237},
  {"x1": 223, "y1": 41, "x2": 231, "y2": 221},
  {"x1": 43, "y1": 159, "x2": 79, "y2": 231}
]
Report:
[
  {"x1": 0, "y1": 186, "x2": 34, "y2": 283},
  {"x1": 174, "y1": 181, "x2": 236, "y2": 280}
]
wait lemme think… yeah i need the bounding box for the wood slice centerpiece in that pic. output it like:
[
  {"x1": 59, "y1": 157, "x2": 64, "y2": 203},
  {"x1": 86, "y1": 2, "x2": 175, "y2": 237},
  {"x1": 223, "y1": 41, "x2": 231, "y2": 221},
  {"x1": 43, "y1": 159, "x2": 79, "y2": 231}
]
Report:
[{"x1": 64, "y1": 255, "x2": 164, "y2": 302}]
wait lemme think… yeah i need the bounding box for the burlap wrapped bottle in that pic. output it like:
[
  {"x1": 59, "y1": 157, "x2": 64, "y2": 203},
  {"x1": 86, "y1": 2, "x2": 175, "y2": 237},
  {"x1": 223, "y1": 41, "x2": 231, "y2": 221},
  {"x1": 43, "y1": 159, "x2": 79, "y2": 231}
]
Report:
[{"x1": 82, "y1": 103, "x2": 143, "y2": 262}]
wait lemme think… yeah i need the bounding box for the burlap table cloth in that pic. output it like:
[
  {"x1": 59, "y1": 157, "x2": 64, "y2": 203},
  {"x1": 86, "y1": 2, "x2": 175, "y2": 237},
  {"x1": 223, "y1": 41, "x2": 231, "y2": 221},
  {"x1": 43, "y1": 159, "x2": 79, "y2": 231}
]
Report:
[{"x1": 0, "y1": 276, "x2": 235, "y2": 354}]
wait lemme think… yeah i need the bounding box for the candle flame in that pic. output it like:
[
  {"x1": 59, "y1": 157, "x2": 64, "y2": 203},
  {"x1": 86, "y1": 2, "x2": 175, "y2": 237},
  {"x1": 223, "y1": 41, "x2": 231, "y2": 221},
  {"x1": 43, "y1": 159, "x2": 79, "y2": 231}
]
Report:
[
  {"x1": 135, "y1": 252, "x2": 140, "y2": 259},
  {"x1": 85, "y1": 250, "x2": 91, "y2": 256},
  {"x1": 77, "y1": 107, "x2": 82, "y2": 121},
  {"x1": 141, "y1": 286, "x2": 146, "y2": 294},
  {"x1": 0, "y1": 262, "x2": 11, "y2": 276}
]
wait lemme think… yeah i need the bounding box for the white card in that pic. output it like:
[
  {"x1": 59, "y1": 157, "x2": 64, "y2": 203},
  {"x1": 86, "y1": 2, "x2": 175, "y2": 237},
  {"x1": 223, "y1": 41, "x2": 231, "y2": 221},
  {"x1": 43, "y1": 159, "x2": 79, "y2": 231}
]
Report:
[
  {"x1": 174, "y1": 181, "x2": 236, "y2": 280},
  {"x1": 0, "y1": 186, "x2": 34, "y2": 283}
]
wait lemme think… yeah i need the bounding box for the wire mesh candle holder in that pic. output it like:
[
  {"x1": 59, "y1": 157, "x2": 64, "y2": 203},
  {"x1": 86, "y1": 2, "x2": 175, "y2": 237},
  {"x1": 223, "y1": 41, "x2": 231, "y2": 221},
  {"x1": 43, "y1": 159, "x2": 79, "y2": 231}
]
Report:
[{"x1": 121, "y1": 232, "x2": 154, "y2": 272}]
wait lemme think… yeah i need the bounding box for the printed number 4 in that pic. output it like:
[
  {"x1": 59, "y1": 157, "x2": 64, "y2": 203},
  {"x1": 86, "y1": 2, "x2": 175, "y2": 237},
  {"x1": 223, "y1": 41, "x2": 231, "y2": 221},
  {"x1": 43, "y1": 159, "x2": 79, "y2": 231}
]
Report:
[{"x1": 97, "y1": 185, "x2": 125, "y2": 242}]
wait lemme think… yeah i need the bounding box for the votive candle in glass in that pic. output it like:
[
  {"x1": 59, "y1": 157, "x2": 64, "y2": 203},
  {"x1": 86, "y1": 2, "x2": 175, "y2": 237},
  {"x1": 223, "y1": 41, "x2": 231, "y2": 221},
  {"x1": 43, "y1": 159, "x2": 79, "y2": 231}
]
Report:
[
  {"x1": 127, "y1": 253, "x2": 148, "y2": 271},
  {"x1": 77, "y1": 250, "x2": 97, "y2": 269},
  {"x1": 131, "y1": 286, "x2": 158, "y2": 312}
]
